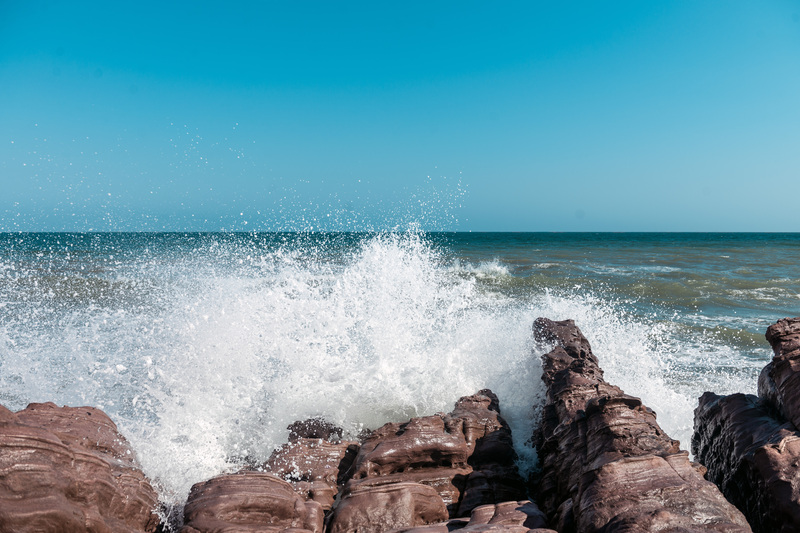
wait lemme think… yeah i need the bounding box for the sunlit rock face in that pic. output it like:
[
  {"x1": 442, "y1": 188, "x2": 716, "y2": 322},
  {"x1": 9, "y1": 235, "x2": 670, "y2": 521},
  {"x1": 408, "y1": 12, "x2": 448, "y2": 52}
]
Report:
[
  {"x1": 0, "y1": 402, "x2": 160, "y2": 533},
  {"x1": 181, "y1": 471, "x2": 324, "y2": 533},
  {"x1": 532, "y1": 317, "x2": 751, "y2": 533},
  {"x1": 326, "y1": 389, "x2": 527, "y2": 533}
]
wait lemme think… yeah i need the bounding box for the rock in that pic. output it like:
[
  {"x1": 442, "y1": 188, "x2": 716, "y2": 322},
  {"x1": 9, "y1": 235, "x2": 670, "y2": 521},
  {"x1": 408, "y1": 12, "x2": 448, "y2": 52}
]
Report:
[
  {"x1": 351, "y1": 414, "x2": 470, "y2": 479},
  {"x1": 287, "y1": 417, "x2": 344, "y2": 442},
  {"x1": 328, "y1": 481, "x2": 448, "y2": 533},
  {"x1": 758, "y1": 317, "x2": 800, "y2": 428},
  {"x1": 693, "y1": 391, "x2": 800, "y2": 533},
  {"x1": 532, "y1": 317, "x2": 751, "y2": 532},
  {"x1": 449, "y1": 391, "x2": 527, "y2": 516},
  {"x1": 181, "y1": 471, "x2": 323, "y2": 533},
  {"x1": 0, "y1": 402, "x2": 160, "y2": 533},
  {"x1": 387, "y1": 500, "x2": 556, "y2": 532},
  {"x1": 263, "y1": 419, "x2": 359, "y2": 511},
  {"x1": 328, "y1": 390, "x2": 527, "y2": 532}
]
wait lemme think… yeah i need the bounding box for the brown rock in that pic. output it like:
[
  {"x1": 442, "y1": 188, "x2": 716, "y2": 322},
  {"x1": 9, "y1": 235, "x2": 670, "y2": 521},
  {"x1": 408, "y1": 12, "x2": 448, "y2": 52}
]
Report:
[
  {"x1": 0, "y1": 402, "x2": 160, "y2": 533},
  {"x1": 287, "y1": 417, "x2": 344, "y2": 442},
  {"x1": 533, "y1": 317, "x2": 751, "y2": 532},
  {"x1": 352, "y1": 415, "x2": 470, "y2": 479},
  {"x1": 758, "y1": 317, "x2": 800, "y2": 428},
  {"x1": 328, "y1": 481, "x2": 448, "y2": 533},
  {"x1": 263, "y1": 434, "x2": 359, "y2": 511},
  {"x1": 448, "y1": 391, "x2": 527, "y2": 516},
  {"x1": 693, "y1": 391, "x2": 800, "y2": 532},
  {"x1": 181, "y1": 471, "x2": 323, "y2": 533},
  {"x1": 328, "y1": 390, "x2": 526, "y2": 532}
]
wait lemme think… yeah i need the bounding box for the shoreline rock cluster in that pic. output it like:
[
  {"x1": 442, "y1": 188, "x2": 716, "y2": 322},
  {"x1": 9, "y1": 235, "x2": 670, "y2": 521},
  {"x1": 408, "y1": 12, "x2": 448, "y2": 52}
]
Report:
[
  {"x1": 693, "y1": 317, "x2": 800, "y2": 533},
  {"x1": 3, "y1": 317, "x2": 800, "y2": 532}
]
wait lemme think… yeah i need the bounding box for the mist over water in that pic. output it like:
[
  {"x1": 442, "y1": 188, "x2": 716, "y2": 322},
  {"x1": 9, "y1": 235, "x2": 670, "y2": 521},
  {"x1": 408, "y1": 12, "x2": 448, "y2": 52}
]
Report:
[{"x1": 0, "y1": 230, "x2": 794, "y2": 513}]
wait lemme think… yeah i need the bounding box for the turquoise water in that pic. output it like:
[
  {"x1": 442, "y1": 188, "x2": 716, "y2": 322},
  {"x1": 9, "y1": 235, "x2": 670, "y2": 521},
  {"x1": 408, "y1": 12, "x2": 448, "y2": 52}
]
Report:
[{"x1": 0, "y1": 231, "x2": 797, "y2": 507}]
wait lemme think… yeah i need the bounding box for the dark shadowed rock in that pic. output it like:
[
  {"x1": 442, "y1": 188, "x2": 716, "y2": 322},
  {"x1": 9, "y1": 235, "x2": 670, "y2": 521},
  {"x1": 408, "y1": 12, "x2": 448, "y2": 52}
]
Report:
[
  {"x1": 0, "y1": 402, "x2": 160, "y2": 533},
  {"x1": 263, "y1": 434, "x2": 359, "y2": 511},
  {"x1": 693, "y1": 391, "x2": 800, "y2": 533},
  {"x1": 328, "y1": 390, "x2": 527, "y2": 532},
  {"x1": 287, "y1": 417, "x2": 344, "y2": 442},
  {"x1": 758, "y1": 317, "x2": 800, "y2": 429},
  {"x1": 533, "y1": 317, "x2": 751, "y2": 532},
  {"x1": 388, "y1": 500, "x2": 556, "y2": 532},
  {"x1": 181, "y1": 471, "x2": 323, "y2": 533}
]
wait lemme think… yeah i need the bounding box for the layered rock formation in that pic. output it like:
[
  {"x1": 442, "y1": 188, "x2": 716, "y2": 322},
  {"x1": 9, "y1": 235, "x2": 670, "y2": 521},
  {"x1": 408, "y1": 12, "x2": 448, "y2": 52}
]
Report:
[
  {"x1": 263, "y1": 418, "x2": 359, "y2": 512},
  {"x1": 693, "y1": 317, "x2": 800, "y2": 533},
  {"x1": 181, "y1": 471, "x2": 324, "y2": 533},
  {"x1": 0, "y1": 402, "x2": 160, "y2": 533},
  {"x1": 327, "y1": 390, "x2": 528, "y2": 533},
  {"x1": 179, "y1": 390, "x2": 531, "y2": 533},
  {"x1": 532, "y1": 317, "x2": 751, "y2": 532}
]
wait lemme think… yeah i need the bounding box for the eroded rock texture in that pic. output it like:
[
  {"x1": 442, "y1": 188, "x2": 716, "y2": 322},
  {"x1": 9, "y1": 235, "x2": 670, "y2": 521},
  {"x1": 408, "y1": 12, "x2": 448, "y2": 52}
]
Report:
[
  {"x1": 181, "y1": 471, "x2": 324, "y2": 533},
  {"x1": 693, "y1": 317, "x2": 800, "y2": 533},
  {"x1": 327, "y1": 390, "x2": 527, "y2": 533},
  {"x1": 758, "y1": 317, "x2": 800, "y2": 429},
  {"x1": 0, "y1": 402, "x2": 160, "y2": 533},
  {"x1": 533, "y1": 317, "x2": 750, "y2": 533},
  {"x1": 694, "y1": 392, "x2": 800, "y2": 532},
  {"x1": 263, "y1": 420, "x2": 359, "y2": 512}
]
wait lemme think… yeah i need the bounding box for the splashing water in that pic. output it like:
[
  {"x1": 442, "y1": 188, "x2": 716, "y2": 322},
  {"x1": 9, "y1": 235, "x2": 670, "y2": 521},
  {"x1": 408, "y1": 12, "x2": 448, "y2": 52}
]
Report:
[{"x1": 0, "y1": 230, "x2": 778, "y2": 514}]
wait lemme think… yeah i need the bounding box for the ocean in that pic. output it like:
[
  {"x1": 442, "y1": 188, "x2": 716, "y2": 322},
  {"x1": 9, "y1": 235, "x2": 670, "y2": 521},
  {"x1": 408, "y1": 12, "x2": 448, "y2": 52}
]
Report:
[{"x1": 0, "y1": 231, "x2": 797, "y2": 511}]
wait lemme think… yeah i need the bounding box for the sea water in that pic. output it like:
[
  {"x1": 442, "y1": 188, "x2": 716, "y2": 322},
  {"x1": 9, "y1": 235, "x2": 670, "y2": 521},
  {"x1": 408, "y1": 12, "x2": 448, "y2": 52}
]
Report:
[{"x1": 0, "y1": 231, "x2": 798, "y2": 513}]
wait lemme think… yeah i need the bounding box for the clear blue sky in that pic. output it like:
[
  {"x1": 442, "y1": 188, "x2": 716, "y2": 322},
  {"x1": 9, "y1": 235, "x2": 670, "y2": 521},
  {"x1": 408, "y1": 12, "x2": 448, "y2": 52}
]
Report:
[{"x1": 2, "y1": 1, "x2": 799, "y2": 231}]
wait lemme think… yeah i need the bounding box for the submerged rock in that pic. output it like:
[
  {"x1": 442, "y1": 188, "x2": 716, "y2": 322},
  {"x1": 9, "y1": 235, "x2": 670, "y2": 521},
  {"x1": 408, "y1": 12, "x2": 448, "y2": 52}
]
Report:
[
  {"x1": 0, "y1": 401, "x2": 160, "y2": 533},
  {"x1": 693, "y1": 317, "x2": 800, "y2": 533},
  {"x1": 533, "y1": 317, "x2": 750, "y2": 532}
]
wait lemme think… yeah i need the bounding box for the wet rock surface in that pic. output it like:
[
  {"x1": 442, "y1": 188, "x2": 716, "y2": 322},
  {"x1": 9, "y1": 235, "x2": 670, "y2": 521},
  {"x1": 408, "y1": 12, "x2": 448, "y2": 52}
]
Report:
[
  {"x1": 181, "y1": 471, "x2": 324, "y2": 533},
  {"x1": 694, "y1": 392, "x2": 800, "y2": 533},
  {"x1": 533, "y1": 317, "x2": 750, "y2": 532},
  {"x1": 327, "y1": 390, "x2": 528, "y2": 532},
  {"x1": 263, "y1": 433, "x2": 359, "y2": 512},
  {"x1": 693, "y1": 317, "x2": 800, "y2": 533},
  {"x1": 758, "y1": 317, "x2": 800, "y2": 429},
  {"x1": 0, "y1": 401, "x2": 160, "y2": 533}
]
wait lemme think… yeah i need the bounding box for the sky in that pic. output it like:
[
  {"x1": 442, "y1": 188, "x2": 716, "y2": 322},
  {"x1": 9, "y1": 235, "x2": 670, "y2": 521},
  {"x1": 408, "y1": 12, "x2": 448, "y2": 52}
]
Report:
[{"x1": 1, "y1": 1, "x2": 799, "y2": 232}]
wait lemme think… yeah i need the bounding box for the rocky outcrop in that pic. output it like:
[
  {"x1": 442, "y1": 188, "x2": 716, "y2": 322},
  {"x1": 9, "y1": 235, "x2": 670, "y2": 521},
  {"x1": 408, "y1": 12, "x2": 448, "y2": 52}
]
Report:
[
  {"x1": 0, "y1": 402, "x2": 160, "y2": 533},
  {"x1": 181, "y1": 471, "x2": 324, "y2": 533},
  {"x1": 263, "y1": 419, "x2": 359, "y2": 512},
  {"x1": 533, "y1": 317, "x2": 751, "y2": 532},
  {"x1": 693, "y1": 317, "x2": 800, "y2": 533},
  {"x1": 326, "y1": 390, "x2": 527, "y2": 533},
  {"x1": 758, "y1": 317, "x2": 800, "y2": 429},
  {"x1": 693, "y1": 392, "x2": 800, "y2": 532},
  {"x1": 329, "y1": 481, "x2": 449, "y2": 533}
]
